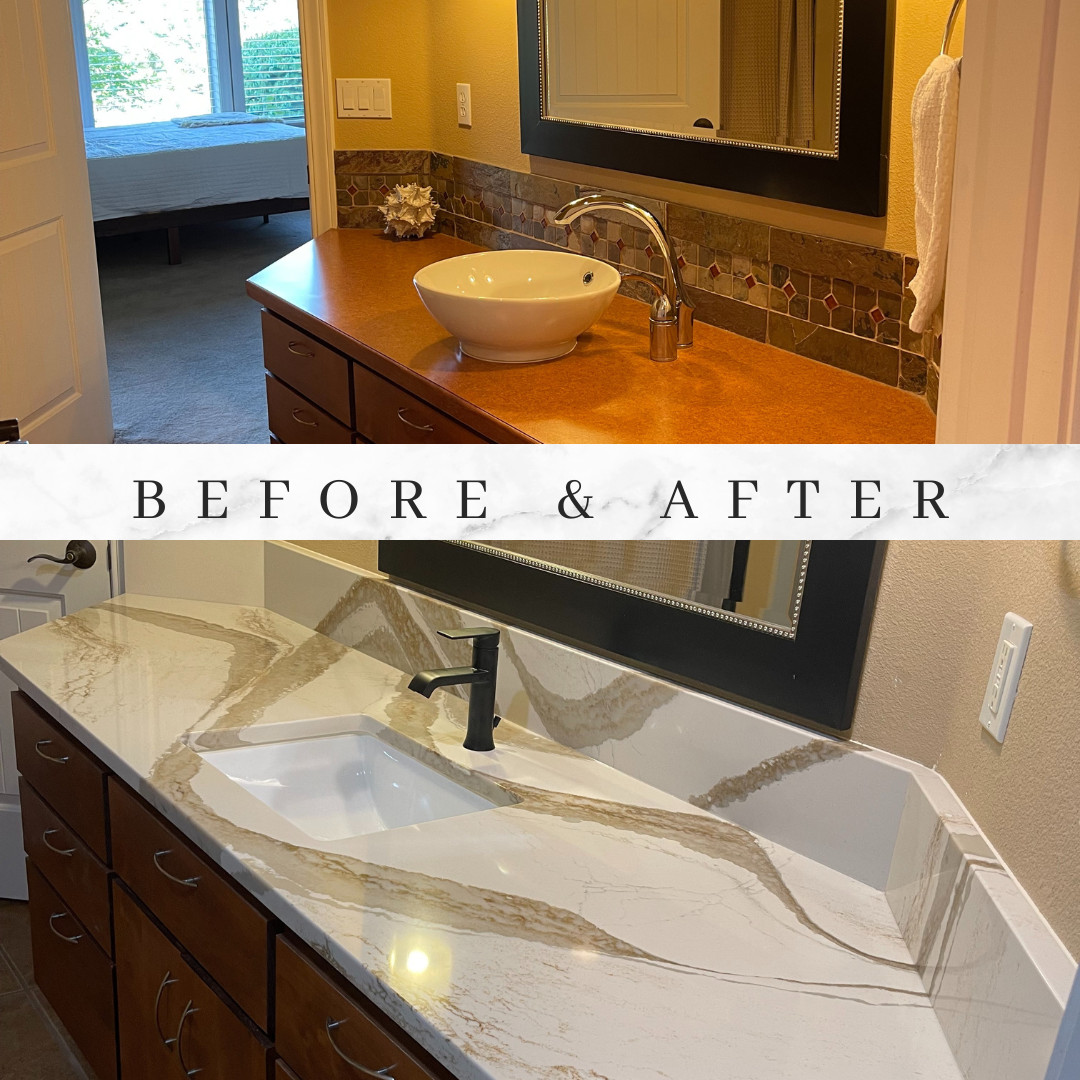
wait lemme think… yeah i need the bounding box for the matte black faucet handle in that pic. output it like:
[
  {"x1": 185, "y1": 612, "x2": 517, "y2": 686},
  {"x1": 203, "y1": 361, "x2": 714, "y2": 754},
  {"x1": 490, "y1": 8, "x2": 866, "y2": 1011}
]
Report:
[{"x1": 437, "y1": 627, "x2": 500, "y2": 643}]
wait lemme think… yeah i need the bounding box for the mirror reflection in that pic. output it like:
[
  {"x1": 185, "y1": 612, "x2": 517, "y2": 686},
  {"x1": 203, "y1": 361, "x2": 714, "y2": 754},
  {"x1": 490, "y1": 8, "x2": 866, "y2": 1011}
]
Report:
[
  {"x1": 462, "y1": 541, "x2": 810, "y2": 634},
  {"x1": 541, "y1": 0, "x2": 842, "y2": 154}
]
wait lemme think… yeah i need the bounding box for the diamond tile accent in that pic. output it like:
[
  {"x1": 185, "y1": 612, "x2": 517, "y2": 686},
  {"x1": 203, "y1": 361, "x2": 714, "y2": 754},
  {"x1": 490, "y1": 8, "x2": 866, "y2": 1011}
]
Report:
[
  {"x1": 346, "y1": 183, "x2": 358, "y2": 196},
  {"x1": 709, "y1": 263, "x2": 721, "y2": 279},
  {"x1": 870, "y1": 306, "x2": 886, "y2": 324},
  {"x1": 497, "y1": 205, "x2": 506, "y2": 215},
  {"x1": 616, "y1": 238, "x2": 625, "y2": 251},
  {"x1": 541, "y1": 217, "x2": 549, "y2": 228},
  {"x1": 520, "y1": 212, "x2": 527, "y2": 224},
  {"x1": 565, "y1": 225, "x2": 573, "y2": 237},
  {"x1": 783, "y1": 281, "x2": 797, "y2": 300},
  {"x1": 677, "y1": 255, "x2": 687, "y2": 269},
  {"x1": 824, "y1": 293, "x2": 840, "y2": 311},
  {"x1": 379, "y1": 185, "x2": 391, "y2": 196},
  {"x1": 590, "y1": 231, "x2": 600, "y2": 243},
  {"x1": 745, "y1": 274, "x2": 757, "y2": 289},
  {"x1": 645, "y1": 245, "x2": 655, "y2": 260}
]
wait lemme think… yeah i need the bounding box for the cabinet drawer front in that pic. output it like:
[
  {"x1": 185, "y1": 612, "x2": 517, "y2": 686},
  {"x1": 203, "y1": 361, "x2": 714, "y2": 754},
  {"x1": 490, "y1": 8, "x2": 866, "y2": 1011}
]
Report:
[
  {"x1": 267, "y1": 374, "x2": 352, "y2": 444},
  {"x1": 352, "y1": 364, "x2": 487, "y2": 444},
  {"x1": 12, "y1": 692, "x2": 109, "y2": 861},
  {"x1": 114, "y1": 884, "x2": 270, "y2": 1080},
  {"x1": 262, "y1": 311, "x2": 352, "y2": 424},
  {"x1": 27, "y1": 863, "x2": 117, "y2": 1080},
  {"x1": 276, "y1": 937, "x2": 444, "y2": 1080},
  {"x1": 20, "y1": 778, "x2": 112, "y2": 955},
  {"x1": 109, "y1": 778, "x2": 272, "y2": 1030}
]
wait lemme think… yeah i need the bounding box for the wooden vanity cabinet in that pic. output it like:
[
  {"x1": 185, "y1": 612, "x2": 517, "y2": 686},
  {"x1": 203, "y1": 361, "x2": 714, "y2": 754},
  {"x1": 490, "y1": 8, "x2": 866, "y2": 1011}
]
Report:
[
  {"x1": 113, "y1": 883, "x2": 271, "y2": 1080},
  {"x1": 261, "y1": 309, "x2": 491, "y2": 445},
  {"x1": 26, "y1": 864, "x2": 118, "y2": 1080}
]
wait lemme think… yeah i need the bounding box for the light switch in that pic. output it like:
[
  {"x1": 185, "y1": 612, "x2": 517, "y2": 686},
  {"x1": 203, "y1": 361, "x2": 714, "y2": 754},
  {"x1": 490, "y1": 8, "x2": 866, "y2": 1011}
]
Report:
[
  {"x1": 979, "y1": 613, "x2": 1033, "y2": 743},
  {"x1": 336, "y1": 79, "x2": 392, "y2": 119}
]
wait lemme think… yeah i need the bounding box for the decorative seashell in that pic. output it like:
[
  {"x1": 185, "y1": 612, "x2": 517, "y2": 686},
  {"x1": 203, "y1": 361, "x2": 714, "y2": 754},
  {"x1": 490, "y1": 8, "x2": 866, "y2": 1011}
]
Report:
[{"x1": 378, "y1": 183, "x2": 439, "y2": 239}]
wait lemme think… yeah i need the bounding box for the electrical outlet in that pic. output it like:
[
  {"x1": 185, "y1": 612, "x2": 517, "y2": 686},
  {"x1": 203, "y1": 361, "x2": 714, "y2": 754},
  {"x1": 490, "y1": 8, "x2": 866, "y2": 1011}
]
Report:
[
  {"x1": 978, "y1": 613, "x2": 1033, "y2": 743},
  {"x1": 336, "y1": 79, "x2": 392, "y2": 119},
  {"x1": 457, "y1": 83, "x2": 472, "y2": 127}
]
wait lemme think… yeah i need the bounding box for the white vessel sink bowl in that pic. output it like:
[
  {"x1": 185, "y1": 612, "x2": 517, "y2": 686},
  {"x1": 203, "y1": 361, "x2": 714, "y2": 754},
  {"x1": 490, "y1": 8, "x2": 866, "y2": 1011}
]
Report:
[
  {"x1": 413, "y1": 249, "x2": 622, "y2": 363},
  {"x1": 196, "y1": 732, "x2": 498, "y2": 841}
]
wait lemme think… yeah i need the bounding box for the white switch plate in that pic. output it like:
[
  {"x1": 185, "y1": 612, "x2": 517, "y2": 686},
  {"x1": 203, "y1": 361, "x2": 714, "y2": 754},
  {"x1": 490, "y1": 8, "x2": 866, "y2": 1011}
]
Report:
[
  {"x1": 979, "y1": 612, "x2": 1033, "y2": 743},
  {"x1": 336, "y1": 79, "x2": 392, "y2": 119},
  {"x1": 457, "y1": 83, "x2": 472, "y2": 127}
]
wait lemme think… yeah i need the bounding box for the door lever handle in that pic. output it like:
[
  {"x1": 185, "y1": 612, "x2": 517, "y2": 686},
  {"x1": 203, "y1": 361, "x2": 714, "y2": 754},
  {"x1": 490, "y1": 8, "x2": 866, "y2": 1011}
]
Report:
[{"x1": 28, "y1": 541, "x2": 97, "y2": 570}]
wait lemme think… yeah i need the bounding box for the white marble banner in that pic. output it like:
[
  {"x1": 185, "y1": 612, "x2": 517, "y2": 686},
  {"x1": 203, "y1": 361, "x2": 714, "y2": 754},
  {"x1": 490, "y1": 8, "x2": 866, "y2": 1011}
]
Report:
[{"x1": 1, "y1": 443, "x2": 1079, "y2": 539}]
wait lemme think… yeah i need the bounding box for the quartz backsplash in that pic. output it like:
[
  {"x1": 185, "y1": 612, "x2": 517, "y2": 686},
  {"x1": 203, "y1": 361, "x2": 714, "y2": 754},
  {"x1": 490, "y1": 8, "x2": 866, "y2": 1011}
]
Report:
[{"x1": 335, "y1": 150, "x2": 941, "y2": 411}]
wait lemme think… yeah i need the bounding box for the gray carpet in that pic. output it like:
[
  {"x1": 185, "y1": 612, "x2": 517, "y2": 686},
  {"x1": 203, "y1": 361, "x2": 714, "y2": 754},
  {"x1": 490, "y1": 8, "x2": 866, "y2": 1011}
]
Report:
[{"x1": 97, "y1": 210, "x2": 311, "y2": 443}]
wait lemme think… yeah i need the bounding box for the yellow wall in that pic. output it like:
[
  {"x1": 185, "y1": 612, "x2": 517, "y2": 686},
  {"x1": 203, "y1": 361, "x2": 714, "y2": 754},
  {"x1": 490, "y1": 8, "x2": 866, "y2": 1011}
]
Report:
[
  {"x1": 328, "y1": 0, "x2": 964, "y2": 254},
  {"x1": 295, "y1": 539, "x2": 1079, "y2": 958}
]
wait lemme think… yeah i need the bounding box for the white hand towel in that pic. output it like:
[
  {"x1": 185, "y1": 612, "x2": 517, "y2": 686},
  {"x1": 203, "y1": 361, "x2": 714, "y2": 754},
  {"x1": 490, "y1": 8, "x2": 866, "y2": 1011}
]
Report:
[{"x1": 908, "y1": 54, "x2": 962, "y2": 335}]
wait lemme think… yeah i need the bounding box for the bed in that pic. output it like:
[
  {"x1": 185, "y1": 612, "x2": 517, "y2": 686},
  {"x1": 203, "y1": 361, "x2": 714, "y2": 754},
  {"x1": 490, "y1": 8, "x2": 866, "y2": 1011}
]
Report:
[{"x1": 85, "y1": 119, "x2": 310, "y2": 264}]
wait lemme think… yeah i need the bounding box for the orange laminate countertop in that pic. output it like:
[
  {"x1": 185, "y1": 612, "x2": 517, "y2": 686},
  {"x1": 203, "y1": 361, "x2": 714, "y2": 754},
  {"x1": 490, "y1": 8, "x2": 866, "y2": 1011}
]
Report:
[{"x1": 246, "y1": 229, "x2": 937, "y2": 444}]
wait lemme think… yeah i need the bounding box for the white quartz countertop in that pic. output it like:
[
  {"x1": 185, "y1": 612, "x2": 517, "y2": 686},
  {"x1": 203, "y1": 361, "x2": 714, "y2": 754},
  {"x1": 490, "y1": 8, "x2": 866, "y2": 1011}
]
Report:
[{"x1": 0, "y1": 596, "x2": 964, "y2": 1080}]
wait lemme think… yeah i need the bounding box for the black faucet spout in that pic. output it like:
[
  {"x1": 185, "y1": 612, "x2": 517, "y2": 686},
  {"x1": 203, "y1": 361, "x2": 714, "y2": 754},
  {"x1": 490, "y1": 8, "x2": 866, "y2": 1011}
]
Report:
[{"x1": 407, "y1": 628, "x2": 502, "y2": 752}]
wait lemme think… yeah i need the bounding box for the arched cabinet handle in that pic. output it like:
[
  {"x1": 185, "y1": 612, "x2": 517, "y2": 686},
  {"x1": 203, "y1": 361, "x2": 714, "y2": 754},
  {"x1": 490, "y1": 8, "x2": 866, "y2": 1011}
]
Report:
[
  {"x1": 42, "y1": 829, "x2": 75, "y2": 857},
  {"x1": 396, "y1": 408, "x2": 434, "y2": 433},
  {"x1": 154, "y1": 970, "x2": 180, "y2": 1046},
  {"x1": 292, "y1": 409, "x2": 319, "y2": 427},
  {"x1": 152, "y1": 850, "x2": 200, "y2": 888},
  {"x1": 34, "y1": 739, "x2": 69, "y2": 765},
  {"x1": 175, "y1": 1001, "x2": 203, "y2": 1077},
  {"x1": 48, "y1": 912, "x2": 83, "y2": 944},
  {"x1": 325, "y1": 1018, "x2": 397, "y2": 1077}
]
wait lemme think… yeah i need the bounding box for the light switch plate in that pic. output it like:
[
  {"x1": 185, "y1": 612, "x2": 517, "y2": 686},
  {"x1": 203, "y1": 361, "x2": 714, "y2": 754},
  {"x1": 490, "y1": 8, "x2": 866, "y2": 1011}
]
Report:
[
  {"x1": 336, "y1": 79, "x2": 392, "y2": 119},
  {"x1": 979, "y1": 612, "x2": 1033, "y2": 743}
]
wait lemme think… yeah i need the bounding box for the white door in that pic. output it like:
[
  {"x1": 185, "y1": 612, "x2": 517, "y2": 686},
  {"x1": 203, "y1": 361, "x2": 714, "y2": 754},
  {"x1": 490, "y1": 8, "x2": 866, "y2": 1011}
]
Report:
[
  {"x1": 545, "y1": 0, "x2": 721, "y2": 136},
  {"x1": 0, "y1": 0, "x2": 113, "y2": 443},
  {"x1": 0, "y1": 541, "x2": 114, "y2": 899}
]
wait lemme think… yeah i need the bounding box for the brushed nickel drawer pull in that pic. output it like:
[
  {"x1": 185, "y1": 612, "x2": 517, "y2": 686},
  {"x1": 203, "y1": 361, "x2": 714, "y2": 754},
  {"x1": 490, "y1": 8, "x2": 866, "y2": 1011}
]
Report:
[
  {"x1": 291, "y1": 408, "x2": 319, "y2": 427},
  {"x1": 396, "y1": 408, "x2": 434, "y2": 433},
  {"x1": 325, "y1": 1018, "x2": 397, "y2": 1077},
  {"x1": 153, "y1": 849, "x2": 201, "y2": 889},
  {"x1": 42, "y1": 829, "x2": 75, "y2": 857},
  {"x1": 48, "y1": 911, "x2": 83, "y2": 944},
  {"x1": 287, "y1": 341, "x2": 315, "y2": 357},
  {"x1": 175, "y1": 1001, "x2": 203, "y2": 1077},
  {"x1": 34, "y1": 739, "x2": 69, "y2": 764},
  {"x1": 154, "y1": 970, "x2": 180, "y2": 1046}
]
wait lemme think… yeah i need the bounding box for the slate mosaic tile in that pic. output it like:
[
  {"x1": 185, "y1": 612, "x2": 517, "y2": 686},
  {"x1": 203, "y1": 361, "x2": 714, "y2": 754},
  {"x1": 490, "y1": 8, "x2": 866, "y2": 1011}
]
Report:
[
  {"x1": 901, "y1": 352, "x2": 929, "y2": 394},
  {"x1": 832, "y1": 306, "x2": 854, "y2": 333},
  {"x1": 768, "y1": 313, "x2": 901, "y2": 385},
  {"x1": 771, "y1": 230, "x2": 905, "y2": 291},
  {"x1": 667, "y1": 204, "x2": 770, "y2": 261},
  {"x1": 926, "y1": 357, "x2": 940, "y2": 412}
]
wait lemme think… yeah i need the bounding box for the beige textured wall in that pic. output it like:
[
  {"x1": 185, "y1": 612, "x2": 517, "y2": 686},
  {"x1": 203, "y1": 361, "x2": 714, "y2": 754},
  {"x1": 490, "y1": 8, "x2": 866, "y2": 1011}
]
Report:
[
  {"x1": 327, "y1": 0, "x2": 965, "y2": 253},
  {"x1": 855, "y1": 541, "x2": 1080, "y2": 959},
  {"x1": 292, "y1": 539, "x2": 1080, "y2": 957}
]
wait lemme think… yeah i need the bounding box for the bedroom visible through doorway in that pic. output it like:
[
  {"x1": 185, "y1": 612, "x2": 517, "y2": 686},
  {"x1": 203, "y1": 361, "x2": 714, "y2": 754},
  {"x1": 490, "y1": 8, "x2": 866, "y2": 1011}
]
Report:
[{"x1": 72, "y1": 0, "x2": 311, "y2": 443}]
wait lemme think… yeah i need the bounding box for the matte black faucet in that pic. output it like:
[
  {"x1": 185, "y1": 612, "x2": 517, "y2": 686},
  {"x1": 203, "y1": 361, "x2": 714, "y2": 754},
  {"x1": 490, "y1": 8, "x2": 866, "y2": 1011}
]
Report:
[{"x1": 408, "y1": 627, "x2": 502, "y2": 751}]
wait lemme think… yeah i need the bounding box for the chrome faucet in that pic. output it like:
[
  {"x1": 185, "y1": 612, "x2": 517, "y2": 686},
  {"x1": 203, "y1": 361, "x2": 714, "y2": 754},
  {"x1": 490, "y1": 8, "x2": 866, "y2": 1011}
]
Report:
[
  {"x1": 554, "y1": 194, "x2": 695, "y2": 363},
  {"x1": 408, "y1": 627, "x2": 502, "y2": 751}
]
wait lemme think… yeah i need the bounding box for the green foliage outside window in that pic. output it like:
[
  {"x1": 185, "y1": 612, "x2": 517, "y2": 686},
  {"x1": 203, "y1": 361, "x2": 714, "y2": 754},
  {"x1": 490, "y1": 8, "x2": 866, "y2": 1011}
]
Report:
[{"x1": 241, "y1": 27, "x2": 304, "y2": 120}]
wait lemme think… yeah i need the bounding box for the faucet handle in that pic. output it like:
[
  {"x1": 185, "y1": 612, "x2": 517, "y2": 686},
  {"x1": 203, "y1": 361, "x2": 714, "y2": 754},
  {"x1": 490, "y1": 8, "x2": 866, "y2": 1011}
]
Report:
[{"x1": 437, "y1": 626, "x2": 500, "y2": 643}]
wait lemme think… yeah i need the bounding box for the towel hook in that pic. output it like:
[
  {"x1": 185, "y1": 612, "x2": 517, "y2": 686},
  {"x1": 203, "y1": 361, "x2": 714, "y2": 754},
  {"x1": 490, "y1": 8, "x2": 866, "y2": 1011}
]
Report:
[{"x1": 941, "y1": 0, "x2": 965, "y2": 56}]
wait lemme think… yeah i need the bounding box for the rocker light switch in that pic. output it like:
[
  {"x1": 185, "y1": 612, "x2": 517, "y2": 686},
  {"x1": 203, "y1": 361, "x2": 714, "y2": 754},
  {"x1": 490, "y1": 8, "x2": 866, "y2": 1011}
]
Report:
[
  {"x1": 337, "y1": 79, "x2": 392, "y2": 119},
  {"x1": 979, "y1": 613, "x2": 1032, "y2": 743}
]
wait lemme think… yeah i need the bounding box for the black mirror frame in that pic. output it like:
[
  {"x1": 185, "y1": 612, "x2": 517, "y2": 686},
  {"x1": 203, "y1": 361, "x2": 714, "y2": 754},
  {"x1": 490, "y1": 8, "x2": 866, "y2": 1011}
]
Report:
[
  {"x1": 379, "y1": 541, "x2": 887, "y2": 737},
  {"x1": 517, "y1": 0, "x2": 896, "y2": 217}
]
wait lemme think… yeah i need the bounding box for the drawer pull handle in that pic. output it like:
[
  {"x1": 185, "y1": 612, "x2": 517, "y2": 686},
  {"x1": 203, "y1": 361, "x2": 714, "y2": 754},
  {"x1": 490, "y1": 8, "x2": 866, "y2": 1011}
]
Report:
[
  {"x1": 175, "y1": 1001, "x2": 203, "y2": 1077},
  {"x1": 287, "y1": 341, "x2": 315, "y2": 358},
  {"x1": 292, "y1": 408, "x2": 319, "y2": 427},
  {"x1": 154, "y1": 971, "x2": 180, "y2": 1047},
  {"x1": 42, "y1": 829, "x2": 75, "y2": 857},
  {"x1": 34, "y1": 739, "x2": 69, "y2": 765},
  {"x1": 396, "y1": 408, "x2": 434, "y2": 433},
  {"x1": 48, "y1": 912, "x2": 83, "y2": 944},
  {"x1": 325, "y1": 1018, "x2": 397, "y2": 1077},
  {"x1": 153, "y1": 849, "x2": 200, "y2": 889}
]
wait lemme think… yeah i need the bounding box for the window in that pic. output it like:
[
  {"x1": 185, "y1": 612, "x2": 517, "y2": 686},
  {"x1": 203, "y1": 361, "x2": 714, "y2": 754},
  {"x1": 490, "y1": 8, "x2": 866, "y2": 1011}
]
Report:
[{"x1": 70, "y1": 0, "x2": 305, "y2": 128}]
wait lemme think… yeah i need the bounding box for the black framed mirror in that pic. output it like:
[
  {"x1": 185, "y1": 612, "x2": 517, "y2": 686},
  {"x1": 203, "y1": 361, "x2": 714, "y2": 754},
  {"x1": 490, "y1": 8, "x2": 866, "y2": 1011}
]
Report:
[
  {"x1": 379, "y1": 541, "x2": 886, "y2": 736},
  {"x1": 517, "y1": 0, "x2": 896, "y2": 216}
]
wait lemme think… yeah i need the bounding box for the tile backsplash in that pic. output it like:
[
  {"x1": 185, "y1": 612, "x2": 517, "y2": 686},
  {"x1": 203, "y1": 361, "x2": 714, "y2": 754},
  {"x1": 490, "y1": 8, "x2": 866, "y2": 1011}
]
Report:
[{"x1": 335, "y1": 150, "x2": 941, "y2": 411}]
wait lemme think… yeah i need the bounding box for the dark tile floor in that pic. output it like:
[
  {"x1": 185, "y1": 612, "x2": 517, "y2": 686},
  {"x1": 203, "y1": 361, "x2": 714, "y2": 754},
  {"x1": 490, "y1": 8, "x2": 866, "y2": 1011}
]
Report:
[{"x1": 0, "y1": 900, "x2": 93, "y2": 1079}]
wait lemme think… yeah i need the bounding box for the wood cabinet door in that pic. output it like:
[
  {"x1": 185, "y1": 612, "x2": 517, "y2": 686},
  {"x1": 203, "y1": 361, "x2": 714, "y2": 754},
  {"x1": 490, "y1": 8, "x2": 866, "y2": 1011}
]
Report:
[{"x1": 114, "y1": 882, "x2": 270, "y2": 1080}]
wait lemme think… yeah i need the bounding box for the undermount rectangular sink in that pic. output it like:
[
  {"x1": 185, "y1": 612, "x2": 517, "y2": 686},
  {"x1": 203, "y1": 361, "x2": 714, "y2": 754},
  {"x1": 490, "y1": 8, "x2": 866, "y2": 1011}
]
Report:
[{"x1": 197, "y1": 733, "x2": 499, "y2": 841}]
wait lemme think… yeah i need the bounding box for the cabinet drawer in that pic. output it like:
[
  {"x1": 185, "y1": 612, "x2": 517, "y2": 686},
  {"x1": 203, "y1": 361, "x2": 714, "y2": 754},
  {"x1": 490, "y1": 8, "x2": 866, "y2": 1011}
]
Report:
[
  {"x1": 114, "y1": 884, "x2": 270, "y2": 1080},
  {"x1": 12, "y1": 692, "x2": 109, "y2": 861},
  {"x1": 20, "y1": 778, "x2": 112, "y2": 955},
  {"x1": 267, "y1": 374, "x2": 352, "y2": 444},
  {"x1": 109, "y1": 778, "x2": 272, "y2": 1030},
  {"x1": 262, "y1": 311, "x2": 352, "y2": 424},
  {"x1": 352, "y1": 363, "x2": 487, "y2": 444},
  {"x1": 27, "y1": 863, "x2": 117, "y2": 1080},
  {"x1": 276, "y1": 936, "x2": 446, "y2": 1080}
]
